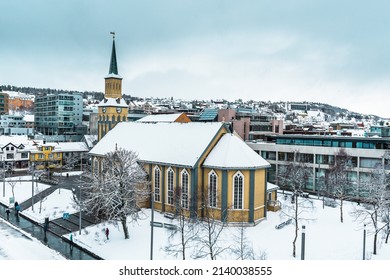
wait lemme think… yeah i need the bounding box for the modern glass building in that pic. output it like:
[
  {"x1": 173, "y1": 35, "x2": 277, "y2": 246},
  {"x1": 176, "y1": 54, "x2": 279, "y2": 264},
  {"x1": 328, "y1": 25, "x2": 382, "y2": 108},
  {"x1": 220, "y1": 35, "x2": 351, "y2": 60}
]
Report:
[
  {"x1": 0, "y1": 92, "x2": 9, "y2": 114},
  {"x1": 34, "y1": 92, "x2": 83, "y2": 137},
  {"x1": 247, "y1": 134, "x2": 390, "y2": 193}
]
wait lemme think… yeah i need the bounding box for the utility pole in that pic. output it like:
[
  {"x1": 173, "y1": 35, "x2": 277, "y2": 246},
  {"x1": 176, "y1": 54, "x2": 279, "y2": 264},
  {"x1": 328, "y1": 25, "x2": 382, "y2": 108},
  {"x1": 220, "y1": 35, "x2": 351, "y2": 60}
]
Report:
[
  {"x1": 363, "y1": 224, "x2": 366, "y2": 260},
  {"x1": 31, "y1": 165, "x2": 34, "y2": 211},
  {"x1": 301, "y1": 225, "x2": 306, "y2": 260},
  {"x1": 79, "y1": 153, "x2": 83, "y2": 235},
  {"x1": 79, "y1": 181, "x2": 82, "y2": 235},
  {"x1": 2, "y1": 157, "x2": 5, "y2": 198},
  {"x1": 150, "y1": 192, "x2": 154, "y2": 260}
]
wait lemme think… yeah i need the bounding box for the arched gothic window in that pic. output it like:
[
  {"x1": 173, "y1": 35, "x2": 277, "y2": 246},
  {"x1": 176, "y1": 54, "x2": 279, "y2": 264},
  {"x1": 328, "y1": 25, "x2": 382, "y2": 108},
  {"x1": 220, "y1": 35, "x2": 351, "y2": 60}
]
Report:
[
  {"x1": 208, "y1": 170, "x2": 217, "y2": 208},
  {"x1": 233, "y1": 172, "x2": 244, "y2": 209}
]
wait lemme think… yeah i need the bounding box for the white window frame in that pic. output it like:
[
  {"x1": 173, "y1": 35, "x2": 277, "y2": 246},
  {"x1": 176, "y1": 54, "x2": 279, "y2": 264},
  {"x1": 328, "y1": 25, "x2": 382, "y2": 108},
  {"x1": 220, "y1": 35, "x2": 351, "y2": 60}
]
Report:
[
  {"x1": 154, "y1": 166, "x2": 161, "y2": 202},
  {"x1": 167, "y1": 167, "x2": 174, "y2": 205},
  {"x1": 233, "y1": 171, "x2": 244, "y2": 210},
  {"x1": 181, "y1": 169, "x2": 189, "y2": 209},
  {"x1": 208, "y1": 170, "x2": 218, "y2": 208}
]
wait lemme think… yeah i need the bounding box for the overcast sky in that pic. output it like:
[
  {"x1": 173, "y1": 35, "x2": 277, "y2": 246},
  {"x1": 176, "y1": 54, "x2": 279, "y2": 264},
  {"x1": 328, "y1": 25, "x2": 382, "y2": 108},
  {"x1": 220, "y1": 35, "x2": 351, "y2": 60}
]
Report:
[{"x1": 1, "y1": 0, "x2": 390, "y2": 117}]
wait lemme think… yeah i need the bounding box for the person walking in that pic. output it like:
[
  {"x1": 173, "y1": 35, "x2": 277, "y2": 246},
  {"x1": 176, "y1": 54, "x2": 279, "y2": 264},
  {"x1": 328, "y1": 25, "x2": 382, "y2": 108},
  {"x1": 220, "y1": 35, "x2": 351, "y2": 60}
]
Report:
[
  {"x1": 69, "y1": 233, "x2": 74, "y2": 252},
  {"x1": 105, "y1": 227, "x2": 109, "y2": 240},
  {"x1": 5, "y1": 207, "x2": 10, "y2": 220},
  {"x1": 14, "y1": 202, "x2": 20, "y2": 217}
]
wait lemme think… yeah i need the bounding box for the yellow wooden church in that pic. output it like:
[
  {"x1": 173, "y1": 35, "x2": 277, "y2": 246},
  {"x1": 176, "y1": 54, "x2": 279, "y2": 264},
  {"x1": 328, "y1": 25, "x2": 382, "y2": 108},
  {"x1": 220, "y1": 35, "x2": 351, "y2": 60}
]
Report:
[{"x1": 91, "y1": 35, "x2": 276, "y2": 225}]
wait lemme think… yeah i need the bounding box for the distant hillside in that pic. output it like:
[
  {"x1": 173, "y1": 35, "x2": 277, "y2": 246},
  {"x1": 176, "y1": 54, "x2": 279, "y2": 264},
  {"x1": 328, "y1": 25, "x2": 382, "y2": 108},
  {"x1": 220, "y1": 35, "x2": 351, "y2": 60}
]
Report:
[
  {"x1": 0, "y1": 85, "x2": 383, "y2": 121},
  {"x1": 0, "y1": 85, "x2": 105, "y2": 101}
]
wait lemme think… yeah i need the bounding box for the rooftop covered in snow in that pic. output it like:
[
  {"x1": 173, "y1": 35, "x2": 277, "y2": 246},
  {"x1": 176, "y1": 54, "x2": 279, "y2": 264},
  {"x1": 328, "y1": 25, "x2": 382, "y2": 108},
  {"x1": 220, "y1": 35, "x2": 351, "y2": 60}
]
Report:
[
  {"x1": 90, "y1": 122, "x2": 227, "y2": 167},
  {"x1": 203, "y1": 133, "x2": 270, "y2": 169}
]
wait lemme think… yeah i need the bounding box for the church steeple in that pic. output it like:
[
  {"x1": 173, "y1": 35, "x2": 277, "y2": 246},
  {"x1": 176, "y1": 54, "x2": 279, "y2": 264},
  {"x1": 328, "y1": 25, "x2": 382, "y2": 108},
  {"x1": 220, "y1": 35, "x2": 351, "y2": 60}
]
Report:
[
  {"x1": 98, "y1": 32, "x2": 128, "y2": 141},
  {"x1": 108, "y1": 32, "x2": 119, "y2": 75},
  {"x1": 104, "y1": 32, "x2": 122, "y2": 98}
]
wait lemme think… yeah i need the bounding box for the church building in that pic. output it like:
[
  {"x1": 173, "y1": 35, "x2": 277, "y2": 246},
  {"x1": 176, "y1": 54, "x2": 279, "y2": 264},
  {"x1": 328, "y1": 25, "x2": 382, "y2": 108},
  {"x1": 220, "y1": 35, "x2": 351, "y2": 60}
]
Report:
[{"x1": 90, "y1": 35, "x2": 276, "y2": 225}]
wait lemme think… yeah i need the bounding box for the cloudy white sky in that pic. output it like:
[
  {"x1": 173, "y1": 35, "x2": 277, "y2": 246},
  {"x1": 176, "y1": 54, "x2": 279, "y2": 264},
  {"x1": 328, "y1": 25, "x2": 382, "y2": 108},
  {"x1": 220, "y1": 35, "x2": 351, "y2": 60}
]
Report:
[{"x1": 1, "y1": 0, "x2": 390, "y2": 117}]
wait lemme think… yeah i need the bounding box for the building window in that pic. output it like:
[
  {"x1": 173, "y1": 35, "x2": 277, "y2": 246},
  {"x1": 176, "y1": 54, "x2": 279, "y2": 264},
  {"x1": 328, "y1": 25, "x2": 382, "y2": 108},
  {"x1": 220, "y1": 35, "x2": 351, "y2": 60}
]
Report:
[
  {"x1": 21, "y1": 152, "x2": 28, "y2": 159},
  {"x1": 154, "y1": 166, "x2": 161, "y2": 202},
  {"x1": 167, "y1": 168, "x2": 174, "y2": 205},
  {"x1": 233, "y1": 172, "x2": 244, "y2": 209},
  {"x1": 6, "y1": 154, "x2": 14, "y2": 159},
  {"x1": 209, "y1": 170, "x2": 217, "y2": 208},
  {"x1": 181, "y1": 169, "x2": 189, "y2": 209}
]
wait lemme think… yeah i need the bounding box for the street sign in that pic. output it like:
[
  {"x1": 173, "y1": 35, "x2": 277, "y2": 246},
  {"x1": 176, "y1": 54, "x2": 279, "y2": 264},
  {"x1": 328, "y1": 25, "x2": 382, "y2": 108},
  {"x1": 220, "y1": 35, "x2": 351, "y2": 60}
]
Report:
[
  {"x1": 163, "y1": 223, "x2": 177, "y2": 230},
  {"x1": 9, "y1": 197, "x2": 14, "y2": 204},
  {"x1": 150, "y1": 221, "x2": 163, "y2": 228},
  {"x1": 63, "y1": 212, "x2": 70, "y2": 219}
]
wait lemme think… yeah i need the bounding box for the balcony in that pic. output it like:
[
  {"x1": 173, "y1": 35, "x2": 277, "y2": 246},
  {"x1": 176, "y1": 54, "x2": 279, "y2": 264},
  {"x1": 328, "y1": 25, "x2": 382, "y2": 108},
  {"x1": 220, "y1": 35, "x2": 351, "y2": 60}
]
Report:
[{"x1": 267, "y1": 200, "x2": 281, "y2": 212}]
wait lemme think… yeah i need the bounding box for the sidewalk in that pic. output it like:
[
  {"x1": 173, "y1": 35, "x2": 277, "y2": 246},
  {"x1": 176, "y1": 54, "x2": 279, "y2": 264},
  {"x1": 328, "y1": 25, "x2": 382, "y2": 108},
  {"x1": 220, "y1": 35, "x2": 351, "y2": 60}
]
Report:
[{"x1": 0, "y1": 174, "x2": 103, "y2": 260}]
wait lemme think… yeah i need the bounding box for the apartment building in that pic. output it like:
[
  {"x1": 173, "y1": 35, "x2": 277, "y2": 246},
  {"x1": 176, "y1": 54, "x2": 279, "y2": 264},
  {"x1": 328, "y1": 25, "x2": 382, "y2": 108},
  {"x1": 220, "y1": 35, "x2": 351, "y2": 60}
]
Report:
[
  {"x1": 247, "y1": 134, "x2": 390, "y2": 194},
  {"x1": 0, "y1": 92, "x2": 9, "y2": 114},
  {"x1": 34, "y1": 92, "x2": 84, "y2": 140},
  {"x1": 0, "y1": 114, "x2": 34, "y2": 136}
]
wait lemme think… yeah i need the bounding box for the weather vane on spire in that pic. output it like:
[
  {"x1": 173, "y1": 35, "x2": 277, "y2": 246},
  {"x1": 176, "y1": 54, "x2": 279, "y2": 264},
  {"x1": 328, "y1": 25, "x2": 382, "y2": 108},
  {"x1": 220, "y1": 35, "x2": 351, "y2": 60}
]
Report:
[{"x1": 110, "y1": 31, "x2": 115, "y2": 39}]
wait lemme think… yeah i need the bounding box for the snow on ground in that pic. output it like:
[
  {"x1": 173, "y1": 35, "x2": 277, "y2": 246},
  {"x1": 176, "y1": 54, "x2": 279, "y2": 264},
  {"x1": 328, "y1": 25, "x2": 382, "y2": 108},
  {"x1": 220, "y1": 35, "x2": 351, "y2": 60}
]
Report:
[
  {"x1": 68, "y1": 195, "x2": 390, "y2": 260},
  {"x1": 0, "y1": 180, "x2": 51, "y2": 208},
  {"x1": 3, "y1": 178, "x2": 390, "y2": 261},
  {"x1": 52, "y1": 171, "x2": 83, "y2": 177},
  {"x1": 22, "y1": 189, "x2": 78, "y2": 223},
  {"x1": 0, "y1": 218, "x2": 65, "y2": 260}
]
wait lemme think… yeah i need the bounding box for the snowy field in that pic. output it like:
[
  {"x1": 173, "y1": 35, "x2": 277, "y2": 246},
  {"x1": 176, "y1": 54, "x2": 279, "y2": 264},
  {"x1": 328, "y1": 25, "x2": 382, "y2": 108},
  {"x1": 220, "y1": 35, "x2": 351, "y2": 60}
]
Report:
[
  {"x1": 0, "y1": 219, "x2": 65, "y2": 260},
  {"x1": 22, "y1": 189, "x2": 78, "y2": 223},
  {"x1": 2, "y1": 178, "x2": 390, "y2": 261},
  {"x1": 0, "y1": 179, "x2": 51, "y2": 208},
  {"x1": 69, "y1": 195, "x2": 390, "y2": 260}
]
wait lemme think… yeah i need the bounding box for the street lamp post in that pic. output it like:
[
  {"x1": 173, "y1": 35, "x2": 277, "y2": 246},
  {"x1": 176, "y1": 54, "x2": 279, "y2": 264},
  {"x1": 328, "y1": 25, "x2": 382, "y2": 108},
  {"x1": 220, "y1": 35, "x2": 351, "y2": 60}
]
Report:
[
  {"x1": 301, "y1": 225, "x2": 306, "y2": 260},
  {"x1": 150, "y1": 191, "x2": 154, "y2": 260},
  {"x1": 72, "y1": 184, "x2": 82, "y2": 235},
  {"x1": 363, "y1": 224, "x2": 366, "y2": 260},
  {"x1": 79, "y1": 182, "x2": 82, "y2": 235},
  {"x1": 2, "y1": 157, "x2": 5, "y2": 198},
  {"x1": 79, "y1": 158, "x2": 83, "y2": 235},
  {"x1": 31, "y1": 163, "x2": 35, "y2": 211}
]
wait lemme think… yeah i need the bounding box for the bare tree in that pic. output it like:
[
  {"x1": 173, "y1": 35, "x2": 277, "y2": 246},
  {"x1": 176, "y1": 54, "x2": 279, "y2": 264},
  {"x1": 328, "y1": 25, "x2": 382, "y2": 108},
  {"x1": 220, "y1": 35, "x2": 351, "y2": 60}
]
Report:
[
  {"x1": 80, "y1": 148, "x2": 150, "y2": 239},
  {"x1": 192, "y1": 194, "x2": 229, "y2": 260},
  {"x1": 354, "y1": 160, "x2": 390, "y2": 254},
  {"x1": 278, "y1": 160, "x2": 314, "y2": 258},
  {"x1": 326, "y1": 149, "x2": 355, "y2": 223},
  {"x1": 8, "y1": 180, "x2": 17, "y2": 200},
  {"x1": 230, "y1": 212, "x2": 256, "y2": 260},
  {"x1": 164, "y1": 186, "x2": 199, "y2": 260},
  {"x1": 62, "y1": 153, "x2": 87, "y2": 172},
  {"x1": 382, "y1": 151, "x2": 390, "y2": 244}
]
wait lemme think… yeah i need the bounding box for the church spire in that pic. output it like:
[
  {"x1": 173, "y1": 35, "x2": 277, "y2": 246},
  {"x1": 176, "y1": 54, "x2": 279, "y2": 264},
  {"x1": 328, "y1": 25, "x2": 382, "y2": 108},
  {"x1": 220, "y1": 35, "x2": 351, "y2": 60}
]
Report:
[{"x1": 108, "y1": 32, "x2": 118, "y2": 75}]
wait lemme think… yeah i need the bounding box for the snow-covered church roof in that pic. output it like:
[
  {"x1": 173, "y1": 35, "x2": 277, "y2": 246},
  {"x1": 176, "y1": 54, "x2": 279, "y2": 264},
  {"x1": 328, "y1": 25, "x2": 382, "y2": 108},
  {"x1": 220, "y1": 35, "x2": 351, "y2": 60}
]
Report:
[
  {"x1": 90, "y1": 122, "x2": 270, "y2": 170},
  {"x1": 203, "y1": 133, "x2": 270, "y2": 169},
  {"x1": 136, "y1": 113, "x2": 185, "y2": 123},
  {"x1": 90, "y1": 122, "x2": 226, "y2": 167}
]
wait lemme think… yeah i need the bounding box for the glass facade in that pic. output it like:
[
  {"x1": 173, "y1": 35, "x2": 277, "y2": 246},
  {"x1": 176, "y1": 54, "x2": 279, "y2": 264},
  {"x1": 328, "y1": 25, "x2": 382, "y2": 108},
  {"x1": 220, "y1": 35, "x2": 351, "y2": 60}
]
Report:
[
  {"x1": 274, "y1": 137, "x2": 388, "y2": 150},
  {"x1": 34, "y1": 93, "x2": 83, "y2": 135}
]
